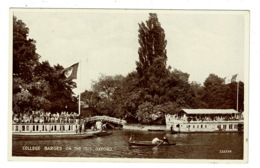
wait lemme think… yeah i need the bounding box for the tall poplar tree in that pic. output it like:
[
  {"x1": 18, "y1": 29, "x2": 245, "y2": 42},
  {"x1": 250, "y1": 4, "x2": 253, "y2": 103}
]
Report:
[
  {"x1": 134, "y1": 13, "x2": 172, "y2": 123},
  {"x1": 135, "y1": 13, "x2": 169, "y2": 103},
  {"x1": 136, "y1": 13, "x2": 168, "y2": 87}
]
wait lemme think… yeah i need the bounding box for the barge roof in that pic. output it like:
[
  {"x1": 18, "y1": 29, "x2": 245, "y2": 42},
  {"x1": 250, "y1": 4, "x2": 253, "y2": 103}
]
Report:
[{"x1": 181, "y1": 109, "x2": 239, "y2": 115}]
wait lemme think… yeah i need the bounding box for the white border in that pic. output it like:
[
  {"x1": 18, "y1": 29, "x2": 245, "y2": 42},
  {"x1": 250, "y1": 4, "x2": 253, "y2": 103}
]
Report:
[{"x1": 1, "y1": 0, "x2": 260, "y2": 168}]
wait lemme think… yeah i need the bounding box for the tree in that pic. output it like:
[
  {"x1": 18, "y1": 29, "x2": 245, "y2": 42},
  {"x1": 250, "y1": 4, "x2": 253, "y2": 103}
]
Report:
[
  {"x1": 136, "y1": 102, "x2": 154, "y2": 124},
  {"x1": 13, "y1": 16, "x2": 42, "y2": 113},
  {"x1": 80, "y1": 90, "x2": 101, "y2": 116},
  {"x1": 136, "y1": 13, "x2": 168, "y2": 88},
  {"x1": 113, "y1": 71, "x2": 141, "y2": 121},
  {"x1": 46, "y1": 64, "x2": 78, "y2": 112},
  {"x1": 200, "y1": 74, "x2": 244, "y2": 111},
  {"x1": 201, "y1": 74, "x2": 226, "y2": 108},
  {"x1": 81, "y1": 74, "x2": 124, "y2": 116},
  {"x1": 223, "y1": 81, "x2": 244, "y2": 112},
  {"x1": 13, "y1": 16, "x2": 78, "y2": 114},
  {"x1": 13, "y1": 16, "x2": 40, "y2": 83},
  {"x1": 129, "y1": 13, "x2": 199, "y2": 123},
  {"x1": 92, "y1": 74, "x2": 123, "y2": 101},
  {"x1": 189, "y1": 82, "x2": 208, "y2": 108}
]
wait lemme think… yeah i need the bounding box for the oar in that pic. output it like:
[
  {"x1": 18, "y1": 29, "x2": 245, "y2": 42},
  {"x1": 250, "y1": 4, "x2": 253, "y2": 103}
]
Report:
[
  {"x1": 129, "y1": 134, "x2": 133, "y2": 142},
  {"x1": 153, "y1": 141, "x2": 163, "y2": 150}
]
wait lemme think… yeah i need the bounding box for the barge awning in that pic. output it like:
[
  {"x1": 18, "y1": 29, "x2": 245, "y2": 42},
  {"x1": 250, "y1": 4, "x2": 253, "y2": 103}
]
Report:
[{"x1": 181, "y1": 109, "x2": 239, "y2": 115}]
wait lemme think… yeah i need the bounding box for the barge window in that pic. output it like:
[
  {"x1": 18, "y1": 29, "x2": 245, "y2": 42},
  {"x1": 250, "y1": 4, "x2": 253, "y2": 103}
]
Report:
[
  {"x1": 15, "y1": 126, "x2": 18, "y2": 131},
  {"x1": 234, "y1": 124, "x2": 238, "y2": 129},
  {"x1": 22, "y1": 125, "x2": 25, "y2": 131},
  {"x1": 26, "y1": 125, "x2": 29, "y2": 131},
  {"x1": 201, "y1": 125, "x2": 203, "y2": 128},
  {"x1": 223, "y1": 125, "x2": 227, "y2": 129},
  {"x1": 229, "y1": 124, "x2": 233, "y2": 129},
  {"x1": 205, "y1": 125, "x2": 207, "y2": 128},
  {"x1": 193, "y1": 125, "x2": 195, "y2": 128},
  {"x1": 197, "y1": 125, "x2": 199, "y2": 128}
]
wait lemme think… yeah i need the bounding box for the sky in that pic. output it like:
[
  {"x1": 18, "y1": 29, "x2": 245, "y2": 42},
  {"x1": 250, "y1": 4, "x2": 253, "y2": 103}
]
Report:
[{"x1": 13, "y1": 9, "x2": 248, "y2": 94}]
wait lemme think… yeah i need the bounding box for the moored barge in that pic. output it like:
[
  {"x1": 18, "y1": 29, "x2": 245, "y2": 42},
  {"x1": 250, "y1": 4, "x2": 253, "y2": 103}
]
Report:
[
  {"x1": 165, "y1": 109, "x2": 244, "y2": 133},
  {"x1": 12, "y1": 123, "x2": 93, "y2": 140}
]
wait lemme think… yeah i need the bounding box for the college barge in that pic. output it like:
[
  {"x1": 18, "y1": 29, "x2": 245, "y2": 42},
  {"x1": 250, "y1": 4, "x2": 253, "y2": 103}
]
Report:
[{"x1": 165, "y1": 109, "x2": 244, "y2": 133}]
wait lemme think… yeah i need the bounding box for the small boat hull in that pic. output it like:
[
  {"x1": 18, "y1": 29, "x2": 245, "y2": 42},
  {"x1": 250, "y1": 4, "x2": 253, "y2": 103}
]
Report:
[
  {"x1": 147, "y1": 129, "x2": 166, "y2": 132},
  {"x1": 88, "y1": 130, "x2": 113, "y2": 137},
  {"x1": 129, "y1": 141, "x2": 176, "y2": 147}
]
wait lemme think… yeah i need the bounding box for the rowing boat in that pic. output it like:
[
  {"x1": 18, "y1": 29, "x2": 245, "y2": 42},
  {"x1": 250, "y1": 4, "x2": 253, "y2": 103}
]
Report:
[{"x1": 128, "y1": 140, "x2": 176, "y2": 147}]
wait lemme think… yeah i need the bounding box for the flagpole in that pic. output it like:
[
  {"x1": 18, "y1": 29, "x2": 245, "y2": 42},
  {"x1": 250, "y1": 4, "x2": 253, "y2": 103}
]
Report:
[
  {"x1": 78, "y1": 60, "x2": 81, "y2": 115},
  {"x1": 236, "y1": 80, "x2": 239, "y2": 112}
]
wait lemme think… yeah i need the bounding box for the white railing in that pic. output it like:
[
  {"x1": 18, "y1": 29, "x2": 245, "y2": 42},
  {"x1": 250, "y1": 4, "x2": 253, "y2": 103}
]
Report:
[
  {"x1": 12, "y1": 123, "x2": 79, "y2": 133},
  {"x1": 85, "y1": 116, "x2": 126, "y2": 125}
]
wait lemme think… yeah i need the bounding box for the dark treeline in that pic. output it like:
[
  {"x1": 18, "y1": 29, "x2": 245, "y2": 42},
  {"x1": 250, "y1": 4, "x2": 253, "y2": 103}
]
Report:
[
  {"x1": 13, "y1": 16, "x2": 78, "y2": 114},
  {"x1": 13, "y1": 14, "x2": 244, "y2": 125},
  {"x1": 81, "y1": 73, "x2": 244, "y2": 125}
]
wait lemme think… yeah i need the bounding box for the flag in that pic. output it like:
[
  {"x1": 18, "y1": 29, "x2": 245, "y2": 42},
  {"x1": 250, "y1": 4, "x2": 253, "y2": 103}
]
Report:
[
  {"x1": 62, "y1": 63, "x2": 79, "y2": 81},
  {"x1": 231, "y1": 74, "x2": 238, "y2": 83},
  {"x1": 224, "y1": 74, "x2": 238, "y2": 84}
]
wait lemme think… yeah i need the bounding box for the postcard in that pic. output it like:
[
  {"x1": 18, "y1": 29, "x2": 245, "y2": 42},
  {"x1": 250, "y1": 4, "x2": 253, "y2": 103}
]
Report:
[{"x1": 9, "y1": 9, "x2": 249, "y2": 163}]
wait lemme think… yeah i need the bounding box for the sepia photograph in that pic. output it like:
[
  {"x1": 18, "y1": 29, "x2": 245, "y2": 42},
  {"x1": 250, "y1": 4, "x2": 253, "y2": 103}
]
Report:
[{"x1": 9, "y1": 9, "x2": 249, "y2": 162}]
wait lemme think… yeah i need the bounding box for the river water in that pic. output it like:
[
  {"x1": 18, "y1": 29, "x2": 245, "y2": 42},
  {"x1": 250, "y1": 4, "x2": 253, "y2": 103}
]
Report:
[{"x1": 12, "y1": 130, "x2": 244, "y2": 159}]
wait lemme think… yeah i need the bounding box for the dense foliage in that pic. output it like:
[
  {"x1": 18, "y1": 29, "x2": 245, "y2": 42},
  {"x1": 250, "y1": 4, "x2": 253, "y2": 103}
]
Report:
[{"x1": 13, "y1": 16, "x2": 78, "y2": 114}]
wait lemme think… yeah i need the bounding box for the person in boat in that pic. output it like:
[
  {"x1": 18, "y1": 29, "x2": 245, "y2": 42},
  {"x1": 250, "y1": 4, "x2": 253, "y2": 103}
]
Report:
[
  {"x1": 91, "y1": 125, "x2": 96, "y2": 131},
  {"x1": 152, "y1": 137, "x2": 163, "y2": 144},
  {"x1": 129, "y1": 135, "x2": 135, "y2": 142},
  {"x1": 102, "y1": 123, "x2": 107, "y2": 130},
  {"x1": 95, "y1": 120, "x2": 102, "y2": 130},
  {"x1": 162, "y1": 136, "x2": 169, "y2": 144}
]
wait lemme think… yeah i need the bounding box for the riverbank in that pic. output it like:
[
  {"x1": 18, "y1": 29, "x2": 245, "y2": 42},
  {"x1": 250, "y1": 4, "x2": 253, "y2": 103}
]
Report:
[{"x1": 123, "y1": 124, "x2": 167, "y2": 131}]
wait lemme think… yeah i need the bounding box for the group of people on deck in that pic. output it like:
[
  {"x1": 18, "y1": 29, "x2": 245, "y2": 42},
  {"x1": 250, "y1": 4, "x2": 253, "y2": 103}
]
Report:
[
  {"x1": 173, "y1": 114, "x2": 239, "y2": 122},
  {"x1": 12, "y1": 111, "x2": 81, "y2": 124}
]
